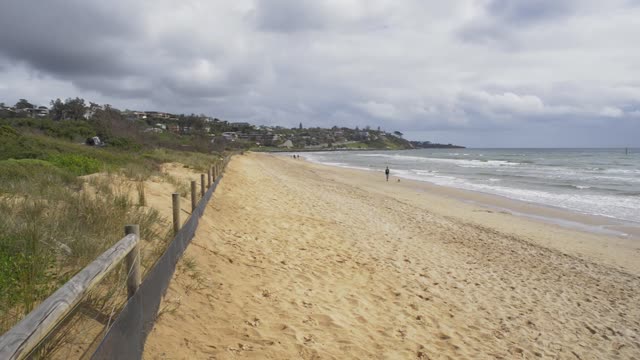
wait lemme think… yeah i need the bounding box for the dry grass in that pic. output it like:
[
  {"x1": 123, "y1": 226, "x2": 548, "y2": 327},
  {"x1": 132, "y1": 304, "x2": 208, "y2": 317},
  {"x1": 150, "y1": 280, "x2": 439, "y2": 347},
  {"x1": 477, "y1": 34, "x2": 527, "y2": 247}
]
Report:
[
  {"x1": 0, "y1": 136, "x2": 223, "y2": 357},
  {"x1": 164, "y1": 174, "x2": 191, "y2": 198},
  {"x1": 0, "y1": 124, "x2": 226, "y2": 351},
  {"x1": 0, "y1": 173, "x2": 167, "y2": 335}
]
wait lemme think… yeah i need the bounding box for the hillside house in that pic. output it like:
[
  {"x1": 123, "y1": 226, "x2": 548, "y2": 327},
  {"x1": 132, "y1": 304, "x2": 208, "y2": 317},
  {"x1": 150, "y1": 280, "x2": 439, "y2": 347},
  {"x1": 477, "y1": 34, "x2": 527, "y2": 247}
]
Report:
[
  {"x1": 222, "y1": 132, "x2": 238, "y2": 141},
  {"x1": 167, "y1": 124, "x2": 180, "y2": 133},
  {"x1": 279, "y1": 140, "x2": 293, "y2": 149},
  {"x1": 21, "y1": 106, "x2": 49, "y2": 118},
  {"x1": 146, "y1": 111, "x2": 173, "y2": 119}
]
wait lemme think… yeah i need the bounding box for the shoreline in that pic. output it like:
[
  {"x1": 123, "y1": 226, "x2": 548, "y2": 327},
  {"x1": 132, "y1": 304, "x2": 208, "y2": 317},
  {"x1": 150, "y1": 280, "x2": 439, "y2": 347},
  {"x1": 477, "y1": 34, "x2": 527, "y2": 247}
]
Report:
[
  {"x1": 145, "y1": 152, "x2": 640, "y2": 359},
  {"x1": 294, "y1": 153, "x2": 640, "y2": 241},
  {"x1": 279, "y1": 153, "x2": 640, "y2": 276},
  {"x1": 254, "y1": 145, "x2": 465, "y2": 153}
]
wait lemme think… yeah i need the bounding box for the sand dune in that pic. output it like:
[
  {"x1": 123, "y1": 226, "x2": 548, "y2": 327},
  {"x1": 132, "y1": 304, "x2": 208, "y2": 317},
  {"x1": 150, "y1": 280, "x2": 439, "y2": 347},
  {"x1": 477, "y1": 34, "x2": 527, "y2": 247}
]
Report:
[{"x1": 144, "y1": 153, "x2": 640, "y2": 359}]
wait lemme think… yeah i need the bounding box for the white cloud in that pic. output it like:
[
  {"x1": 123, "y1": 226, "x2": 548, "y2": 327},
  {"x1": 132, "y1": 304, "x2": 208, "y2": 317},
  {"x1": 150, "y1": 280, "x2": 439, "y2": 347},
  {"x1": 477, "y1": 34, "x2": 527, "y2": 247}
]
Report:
[
  {"x1": 463, "y1": 91, "x2": 545, "y2": 114},
  {"x1": 0, "y1": 0, "x2": 639, "y2": 146},
  {"x1": 356, "y1": 101, "x2": 399, "y2": 119},
  {"x1": 600, "y1": 106, "x2": 624, "y2": 118}
]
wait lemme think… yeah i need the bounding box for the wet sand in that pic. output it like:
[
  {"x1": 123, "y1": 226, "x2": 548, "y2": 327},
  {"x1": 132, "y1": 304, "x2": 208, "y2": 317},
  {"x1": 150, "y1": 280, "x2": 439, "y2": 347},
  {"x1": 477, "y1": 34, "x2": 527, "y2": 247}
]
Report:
[{"x1": 144, "y1": 153, "x2": 640, "y2": 359}]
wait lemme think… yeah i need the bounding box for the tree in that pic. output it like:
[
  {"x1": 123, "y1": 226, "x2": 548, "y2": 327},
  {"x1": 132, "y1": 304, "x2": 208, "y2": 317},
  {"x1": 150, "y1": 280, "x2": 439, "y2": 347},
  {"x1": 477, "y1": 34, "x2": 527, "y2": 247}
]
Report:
[
  {"x1": 64, "y1": 97, "x2": 87, "y2": 120},
  {"x1": 92, "y1": 106, "x2": 131, "y2": 140},
  {"x1": 15, "y1": 99, "x2": 34, "y2": 109},
  {"x1": 49, "y1": 97, "x2": 87, "y2": 120},
  {"x1": 0, "y1": 103, "x2": 11, "y2": 118},
  {"x1": 299, "y1": 122, "x2": 303, "y2": 130},
  {"x1": 50, "y1": 98, "x2": 65, "y2": 120},
  {"x1": 393, "y1": 131, "x2": 403, "y2": 138}
]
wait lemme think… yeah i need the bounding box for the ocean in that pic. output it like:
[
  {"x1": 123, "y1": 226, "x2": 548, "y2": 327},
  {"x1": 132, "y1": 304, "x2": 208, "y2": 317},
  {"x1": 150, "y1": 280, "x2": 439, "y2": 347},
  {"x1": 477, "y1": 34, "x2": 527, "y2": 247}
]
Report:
[{"x1": 303, "y1": 149, "x2": 640, "y2": 225}]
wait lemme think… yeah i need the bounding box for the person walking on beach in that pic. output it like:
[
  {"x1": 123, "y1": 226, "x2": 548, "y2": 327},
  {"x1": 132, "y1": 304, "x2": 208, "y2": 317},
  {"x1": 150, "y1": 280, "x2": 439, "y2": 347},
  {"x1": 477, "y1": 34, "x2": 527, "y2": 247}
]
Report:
[{"x1": 385, "y1": 166, "x2": 390, "y2": 182}]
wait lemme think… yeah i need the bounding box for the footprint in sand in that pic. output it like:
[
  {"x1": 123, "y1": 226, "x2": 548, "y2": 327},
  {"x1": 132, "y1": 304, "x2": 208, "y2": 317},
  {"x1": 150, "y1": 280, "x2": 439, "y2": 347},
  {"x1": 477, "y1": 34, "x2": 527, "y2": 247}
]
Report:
[
  {"x1": 417, "y1": 345, "x2": 430, "y2": 359},
  {"x1": 355, "y1": 315, "x2": 368, "y2": 324},
  {"x1": 310, "y1": 314, "x2": 341, "y2": 328},
  {"x1": 347, "y1": 296, "x2": 360, "y2": 306},
  {"x1": 302, "y1": 316, "x2": 318, "y2": 326},
  {"x1": 303, "y1": 335, "x2": 315, "y2": 344},
  {"x1": 228, "y1": 343, "x2": 254, "y2": 352},
  {"x1": 245, "y1": 317, "x2": 260, "y2": 327}
]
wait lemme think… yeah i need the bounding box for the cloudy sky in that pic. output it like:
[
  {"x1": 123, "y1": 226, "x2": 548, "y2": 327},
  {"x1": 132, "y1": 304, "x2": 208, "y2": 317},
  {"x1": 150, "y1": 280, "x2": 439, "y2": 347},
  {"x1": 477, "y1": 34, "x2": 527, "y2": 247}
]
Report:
[{"x1": 1, "y1": 0, "x2": 639, "y2": 147}]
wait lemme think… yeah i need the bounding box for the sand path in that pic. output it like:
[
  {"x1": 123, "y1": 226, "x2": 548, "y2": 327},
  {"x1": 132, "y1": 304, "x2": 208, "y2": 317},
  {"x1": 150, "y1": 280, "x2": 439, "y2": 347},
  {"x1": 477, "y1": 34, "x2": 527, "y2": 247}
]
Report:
[{"x1": 144, "y1": 153, "x2": 640, "y2": 359}]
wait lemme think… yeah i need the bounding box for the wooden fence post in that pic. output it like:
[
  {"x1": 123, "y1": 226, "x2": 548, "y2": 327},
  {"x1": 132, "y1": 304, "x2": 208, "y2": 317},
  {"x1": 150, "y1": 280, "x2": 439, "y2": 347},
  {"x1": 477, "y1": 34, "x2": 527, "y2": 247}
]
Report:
[
  {"x1": 124, "y1": 225, "x2": 141, "y2": 298},
  {"x1": 191, "y1": 181, "x2": 197, "y2": 212},
  {"x1": 207, "y1": 168, "x2": 212, "y2": 188},
  {"x1": 172, "y1": 193, "x2": 180, "y2": 234},
  {"x1": 137, "y1": 180, "x2": 146, "y2": 206},
  {"x1": 200, "y1": 174, "x2": 205, "y2": 197}
]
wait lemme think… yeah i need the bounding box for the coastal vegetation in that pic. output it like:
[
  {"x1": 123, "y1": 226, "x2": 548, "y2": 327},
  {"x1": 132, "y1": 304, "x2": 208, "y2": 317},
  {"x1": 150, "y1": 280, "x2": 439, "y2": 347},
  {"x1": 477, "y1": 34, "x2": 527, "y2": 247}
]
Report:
[
  {"x1": 0, "y1": 114, "x2": 222, "y2": 356},
  {"x1": 1, "y1": 98, "x2": 464, "y2": 152}
]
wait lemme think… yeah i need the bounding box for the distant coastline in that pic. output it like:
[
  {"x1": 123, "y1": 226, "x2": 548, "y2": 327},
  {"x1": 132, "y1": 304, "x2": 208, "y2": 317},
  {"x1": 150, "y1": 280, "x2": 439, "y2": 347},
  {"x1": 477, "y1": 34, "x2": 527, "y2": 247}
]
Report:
[
  {"x1": 409, "y1": 141, "x2": 466, "y2": 149},
  {"x1": 256, "y1": 143, "x2": 466, "y2": 153}
]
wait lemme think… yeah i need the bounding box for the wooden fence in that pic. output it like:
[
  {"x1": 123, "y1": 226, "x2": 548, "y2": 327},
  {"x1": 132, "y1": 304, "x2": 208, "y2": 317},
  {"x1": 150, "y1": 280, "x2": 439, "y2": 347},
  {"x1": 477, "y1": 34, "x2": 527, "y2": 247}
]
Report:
[{"x1": 0, "y1": 156, "x2": 231, "y2": 359}]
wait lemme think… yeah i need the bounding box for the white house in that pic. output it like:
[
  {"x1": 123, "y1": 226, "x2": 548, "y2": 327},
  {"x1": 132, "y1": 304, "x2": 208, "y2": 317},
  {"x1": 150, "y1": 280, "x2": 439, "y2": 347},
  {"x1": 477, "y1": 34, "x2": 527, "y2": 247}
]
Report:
[
  {"x1": 222, "y1": 132, "x2": 238, "y2": 141},
  {"x1": 279, "y1": 140, "x2": 294, "y2": 149}
]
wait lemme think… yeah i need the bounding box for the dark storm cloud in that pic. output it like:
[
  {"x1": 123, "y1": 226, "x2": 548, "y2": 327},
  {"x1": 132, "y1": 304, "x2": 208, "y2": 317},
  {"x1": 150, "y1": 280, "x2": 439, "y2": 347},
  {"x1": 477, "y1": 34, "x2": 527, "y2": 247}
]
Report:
[
  {"x1": 456, "y1": 0, "x2": 577, "y2": 46},
  {"x1": 0, "y1": 0, "x2": 140, "y2": 77},
  {"x1": 0, "y1": 0, "x2": 638, "y2": 147},
  {"x1": 71, "y1": 76, "x2": 152, "y2": 99},
  {"x1": 0, "y1": 0, "x2": 252, "y2": 102}
]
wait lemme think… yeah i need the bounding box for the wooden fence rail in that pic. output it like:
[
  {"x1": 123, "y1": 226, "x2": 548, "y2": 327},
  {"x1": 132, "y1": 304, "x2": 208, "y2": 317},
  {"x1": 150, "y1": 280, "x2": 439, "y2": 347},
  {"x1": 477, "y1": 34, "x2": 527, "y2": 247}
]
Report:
[
  {"x1": 0, "y1": 231, "x2": 139, "y2": 360},
  {"x1": 0, "y1": 155, "x2": 233, "y2": 360}
]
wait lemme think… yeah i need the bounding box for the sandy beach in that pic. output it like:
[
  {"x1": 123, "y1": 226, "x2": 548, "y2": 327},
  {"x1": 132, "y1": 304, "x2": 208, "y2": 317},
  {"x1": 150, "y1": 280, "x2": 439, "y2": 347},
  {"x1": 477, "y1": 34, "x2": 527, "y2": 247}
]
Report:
[{"x1": 144, "y1": 153, "x2": 640, "y2": 359}]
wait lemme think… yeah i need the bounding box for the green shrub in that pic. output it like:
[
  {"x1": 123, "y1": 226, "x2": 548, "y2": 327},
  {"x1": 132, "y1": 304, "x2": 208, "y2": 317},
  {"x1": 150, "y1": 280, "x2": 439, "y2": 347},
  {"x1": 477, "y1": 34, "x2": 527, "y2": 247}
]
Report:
[
  {"x1": 108, "y1": 136, "x2": 142, "y2": 151},
  {"x1": 0, "y1": 124, "x2": 18, "y2": 137},
  {"x1": 0, "y1": 118, "x2": 96, "y2": 142},
  {"x1": 0, "y1": 159, "x2": 78, "y2": 195},
  {"x1": 47, "y1": 154, "x2": 102, "y2": 176},
  {"x1": 0, "y1": 125, "x2": 44, "y2": 160}
]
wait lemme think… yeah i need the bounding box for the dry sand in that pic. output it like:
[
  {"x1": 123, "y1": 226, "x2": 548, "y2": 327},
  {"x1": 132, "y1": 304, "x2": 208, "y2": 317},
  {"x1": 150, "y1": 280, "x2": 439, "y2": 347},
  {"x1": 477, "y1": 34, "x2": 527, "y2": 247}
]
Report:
[{"x1": 144, "y1": 153, "x2": 640, "y2": 359}]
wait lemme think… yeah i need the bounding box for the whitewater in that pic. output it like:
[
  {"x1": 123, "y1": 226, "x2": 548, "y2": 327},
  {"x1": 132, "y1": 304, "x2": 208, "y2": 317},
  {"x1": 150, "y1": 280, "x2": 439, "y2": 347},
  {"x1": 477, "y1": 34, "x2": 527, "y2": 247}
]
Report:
[{"x1": 303, "y1": 148, "x2": 640, "y2": 225}]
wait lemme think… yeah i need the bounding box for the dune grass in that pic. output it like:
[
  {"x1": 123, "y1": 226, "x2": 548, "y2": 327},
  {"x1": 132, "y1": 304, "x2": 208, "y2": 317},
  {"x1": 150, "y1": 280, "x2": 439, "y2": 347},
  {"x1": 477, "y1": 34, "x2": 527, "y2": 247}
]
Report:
[
  {"x1": 0, "y1": 125, "x2": 222, "y2": 351},
  {"x1": 0, "y1": 172, "x2": 165, "y2": 332}
]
